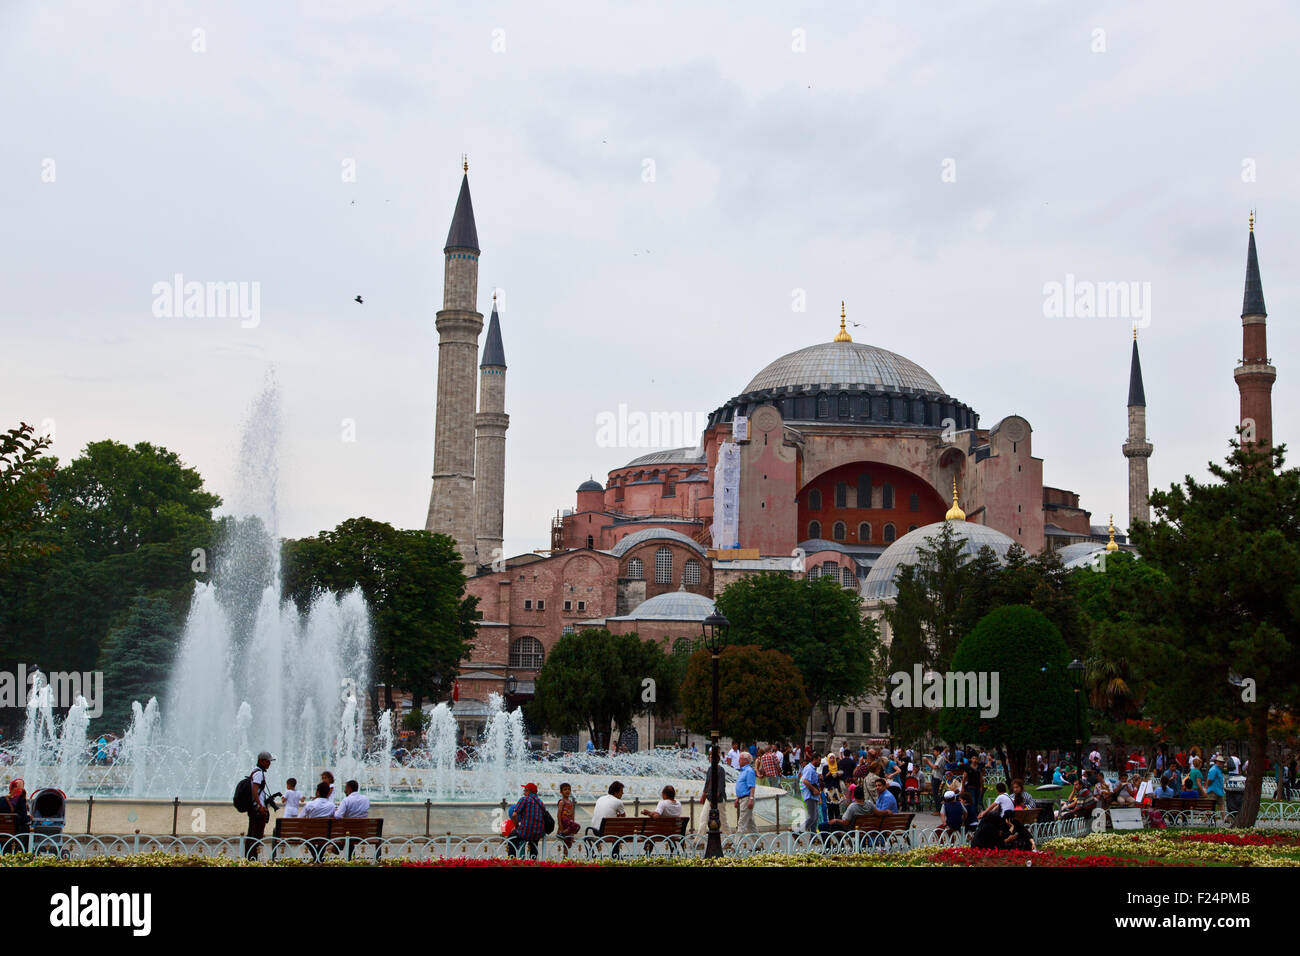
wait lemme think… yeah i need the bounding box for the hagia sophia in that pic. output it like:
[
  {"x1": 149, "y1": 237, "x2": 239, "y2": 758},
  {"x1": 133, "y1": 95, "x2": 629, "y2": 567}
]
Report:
[{"x1": 424, "y1": 170, "x2": 1276, "y2": 750}]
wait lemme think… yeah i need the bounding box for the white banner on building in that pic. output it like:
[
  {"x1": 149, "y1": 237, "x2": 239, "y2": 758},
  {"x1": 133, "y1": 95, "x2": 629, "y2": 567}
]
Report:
[
  {"x1": 713, "y1": 442, "x2": 741, "y2": 549},
  {"x1": 732, "y1": 415, "x2": 748, "y2": 442}
]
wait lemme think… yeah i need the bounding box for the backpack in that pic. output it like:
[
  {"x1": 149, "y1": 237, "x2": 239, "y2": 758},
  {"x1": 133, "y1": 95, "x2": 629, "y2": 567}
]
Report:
[
  {"x1": 233, "y1": 769, "x2": 260, "y2": 813},
  {"x1": 544, "y1": 809, "x2": 555, "y2": 835}
]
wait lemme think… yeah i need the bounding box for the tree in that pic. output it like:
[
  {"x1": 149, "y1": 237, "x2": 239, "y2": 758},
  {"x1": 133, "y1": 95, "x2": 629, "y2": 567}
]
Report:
[
  {"x1": 0, "y1": 422, "x2": 57, "y2": 571},
  {"x1": 96, "y1": 593, "x2": 183, "y2": 732},
  {"x1": 937, "y1": 605, "x2": 1079, "y2": 781},
  {"x1": 713, "y1": 573, "x2": 879, "y2": 731},
  {"x1": 1130, "y1": 440, "x2": 1300, "y2": 826},
  {"x1": 281, "y1": 518, "x2": 476, "y2": 714},
  {"x1": 529, "y1": 629, "x2": 671, "y2": 749},
  {"x1": 679, "y1": 644, "x2": 806, "y2": 743}
]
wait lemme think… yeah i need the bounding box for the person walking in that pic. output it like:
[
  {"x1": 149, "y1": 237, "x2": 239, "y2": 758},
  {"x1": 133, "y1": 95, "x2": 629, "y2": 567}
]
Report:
[
  {"x1": 799, "y1": 751, "x2": 821, "y2": 833},
  {"x1": 244, "y1": 751, "x2": 274, "y2": 861},
  {"x1": 735, "y1": 753, "x2": 758, "y2": 835},
  {"x1": 757, "y1": 743, "x2": 782, "y2": 789}
]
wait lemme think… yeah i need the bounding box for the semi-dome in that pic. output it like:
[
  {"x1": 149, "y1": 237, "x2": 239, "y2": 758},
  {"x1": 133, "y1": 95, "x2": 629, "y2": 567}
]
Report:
[
  {"x1": 744, "y1": 341, "x2": 944, "y2": 395},
  {"x1": 609, "y1": 590, "x2": 716, "y2": 621},
  {"x1": 608, "y1": 527, "x2": 708, "y2": 557},
  {"x1": 862, "y1": 520, "x2": 1017, "y2": 601}
]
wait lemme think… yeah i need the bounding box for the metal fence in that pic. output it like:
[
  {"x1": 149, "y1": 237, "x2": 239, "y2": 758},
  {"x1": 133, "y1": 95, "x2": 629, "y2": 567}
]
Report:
[{"x1": 0, "y1": 817, "x2": 1090, "y2": 862}]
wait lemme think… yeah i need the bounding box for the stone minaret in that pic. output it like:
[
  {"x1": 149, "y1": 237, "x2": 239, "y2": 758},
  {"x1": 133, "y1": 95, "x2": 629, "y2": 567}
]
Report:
[
  {"x1": 1122, "y1": 328, "x2": 1152, "y2": 528},
  {"x1": 474, "y1": 296, "x2": 508, "y2": 566},
  {"x1": 426, "y1": 165, "x2": 483, "y2": 575},
  {"x1": 1235, "y1": 212, "x2": 1275, "y2": 454}
]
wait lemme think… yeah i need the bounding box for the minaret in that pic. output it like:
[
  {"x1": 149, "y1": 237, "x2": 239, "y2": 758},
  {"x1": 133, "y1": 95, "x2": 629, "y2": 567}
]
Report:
[
  {"x1": 1122, "y1": 327, "x2": 1152, "y2": 528},
  {"x1": 1235, "y1": 211, "x2": 1276, "y2": 455},
  {"x1": 426, "y1": 160, "x2": 483, "y2": 575},
  {"x1": 474, "y1": 294, "x2": 509, "y2": 567}
]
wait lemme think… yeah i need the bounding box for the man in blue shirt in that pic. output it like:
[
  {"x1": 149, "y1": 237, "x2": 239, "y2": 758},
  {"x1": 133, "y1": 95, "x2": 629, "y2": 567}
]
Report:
[
  {"x1": 799, "y1": 752, "x2": 821, "y2": 833},
  {"x1": 1206, "y1": 756, "x2": 1227, "y2": 812},
  {"x1": 586, "y1": 738, "x2": 595, "y2": 754},
  {"x1": 734, "y1": 753, "x2": 758, "y2": 834},
  {"x1": 873, "y1": 777, "x2": 899, "y2": 813}
]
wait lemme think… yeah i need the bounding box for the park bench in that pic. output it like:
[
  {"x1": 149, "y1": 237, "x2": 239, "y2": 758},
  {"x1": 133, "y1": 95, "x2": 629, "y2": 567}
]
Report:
[
  {"x1": 0, "y1": 814, "x2": 17, "y2": 835},
  {"x1": 271, "y1": 816, "x2": 384, "y2": 860},
  {"x1": 1009, "y1": 808, "x2": 1038, "y2": 826},
  {"x1": 848, "y1": 811, "x2": 914, "y2": 850},
  {"x1": 582, "y1": 815, "x2": 688, "y2": 858},
  {"x1": 1149, "y1": 797, "x2": 1220, "y2": 826}
]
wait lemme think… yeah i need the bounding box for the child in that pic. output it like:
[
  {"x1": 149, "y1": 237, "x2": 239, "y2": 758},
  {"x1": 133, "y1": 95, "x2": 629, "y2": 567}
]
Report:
[{"x1": 282, "y1": 778, "x2": 302, "y2": 818}]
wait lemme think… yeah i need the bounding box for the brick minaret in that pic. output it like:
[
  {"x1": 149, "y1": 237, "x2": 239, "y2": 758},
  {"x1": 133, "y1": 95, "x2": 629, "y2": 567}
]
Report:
[
  {"x1": 426, "y1": 165, "x2": 483, "y2": 574},
  {"x1": 474, "y1": 296, "x2": 508, "y2": 567},
  {"x1": 1234, "y1": 212, "x2": 1275, "y2": 454},
  {"x1": 1122, "y1": 328, "x2": 1152, "y2": 528}
]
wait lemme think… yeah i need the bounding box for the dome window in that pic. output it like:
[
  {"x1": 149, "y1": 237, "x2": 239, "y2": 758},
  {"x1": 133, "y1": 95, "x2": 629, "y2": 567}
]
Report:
[{"x1": 817, "y1": 393, "x2": 829, "y2": 418}]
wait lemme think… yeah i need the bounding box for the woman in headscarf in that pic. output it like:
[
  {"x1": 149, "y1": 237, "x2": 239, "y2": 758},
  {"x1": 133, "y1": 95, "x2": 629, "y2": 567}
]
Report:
[{"x1": 1, "y1": 778, "x2": 30, "y2": 853}]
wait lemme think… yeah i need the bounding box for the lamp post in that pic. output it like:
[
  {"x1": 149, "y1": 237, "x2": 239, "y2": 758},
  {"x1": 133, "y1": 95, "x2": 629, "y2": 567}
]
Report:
[
  {"x1": 701, "y1": 611, "x2": 730, "y2": 859},
  {"x1": 1068, "y1": 659, "x2": 1085, "y2": 783}
]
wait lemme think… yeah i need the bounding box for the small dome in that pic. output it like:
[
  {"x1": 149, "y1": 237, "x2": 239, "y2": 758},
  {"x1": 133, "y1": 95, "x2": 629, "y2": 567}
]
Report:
[
  {"x1": 1055, "y1": 542, "x2": 1106, "y2": 568},
  {"x1": 611, "y1": 591, "x2": 716, "y2": 621},
  {"x1": 862, "y1": 520, "x2": 1017, "y2": 601},
  {"x1": 577, "y1": 479, "x2": 604, "y2": 493},
  {"x1": 743, "y1": 341, "x2": 944, "y2": 395}
]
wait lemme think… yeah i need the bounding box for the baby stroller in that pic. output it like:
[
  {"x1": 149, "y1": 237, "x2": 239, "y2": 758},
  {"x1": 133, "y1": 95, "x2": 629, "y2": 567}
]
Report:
[
  {"x1": 29, "y1": 788, "x2": 67, "y2": 857},
  {"x1": 902, "y1": 776, "x2": 921, "y2": 811}
]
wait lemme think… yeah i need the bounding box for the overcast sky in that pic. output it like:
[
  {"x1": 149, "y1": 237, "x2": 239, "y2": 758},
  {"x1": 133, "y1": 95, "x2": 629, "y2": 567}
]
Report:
[{"x1": 3, "y1": 1, "x2": 1295, "y2": 558}]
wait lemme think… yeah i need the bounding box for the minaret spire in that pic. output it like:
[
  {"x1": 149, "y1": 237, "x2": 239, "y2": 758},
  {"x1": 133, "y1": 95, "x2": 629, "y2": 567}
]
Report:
[
  {"x1": 1235, "y1": 212, "x2": 1276, "y2": 456},
  {"x1": 427, "y1": 168, "x2": 486, "y2": 574},
  {"x1": 475, "y1": 295, "x2": 509, "y2": 566},
  {"x1": 1122, "y1": 328, "x2": 1152, "y2": 529}
]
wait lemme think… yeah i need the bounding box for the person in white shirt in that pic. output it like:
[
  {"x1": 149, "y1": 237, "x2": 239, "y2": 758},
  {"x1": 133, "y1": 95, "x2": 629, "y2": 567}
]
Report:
[
  {"x1": 980, "y1": 781, "x2": 1015, "y2": 819},
  {"x1": 642, "y1": 785, "x2": 682, "y2": 818},
  {"x1": 589, "y1": 781, "x2": 626, "y2": 831},
  {"x1": 334, "y1": 780, "x2": 370, "y2": 818},
  {"x1": 281, "y1": 778, "x2": 303, "y2": 818},
  {"x1": 301, "y1": 781, "x2": 336, "y2": 818},
  {"x1": 726, "y1": 746, "x2": 741, "y2": 770}
]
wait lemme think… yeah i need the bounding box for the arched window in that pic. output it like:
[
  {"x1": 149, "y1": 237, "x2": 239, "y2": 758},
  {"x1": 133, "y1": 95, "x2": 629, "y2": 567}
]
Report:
[
  {"x1": 672, "y1": 637, "x2": 694, "y2": 657},
  {"x1": 883, "y1": 523, "x2": 896, "y2": 542},
  {"x1": 858, "y1": 522, "x2": 871, "y2": 541},
  {"x1": 808, "y1": 566, "x2": 821, "y2": 580},
  {"x1": 822, "y1": 561, "x2": 838, "y2": 578},
  {"x1": 858, "y1": 473, "x2": 872, "y2": 508},
  {"x1": 908, "y1": 524, "x2": 918, "y2": 532},
  {"x1": 817, "y1": 393, "x2": 829, "y2": 418},
  {"x1": 835, "y1": 482, "x2": 847, "y2": 508},
  {"x1": 838, "y1": 392, "x2": 850, "y2": 418},
  {"x1": 683, "y1": 559, "x2": 701, "y2": 586},
  {"x1": 882, "y1": 483, "x2": 894, "y2": 509},
  {"x1": 808, "y1": 489, "x2": 822, "y2": 511},
  {"x1": 832, "y1": 521, "x2": 846, "y2": 541},
  {"x1": 654, "y1": 547, "x2": 673, "y2": 584},
  {"x1": 808, "y1": 520, "x2": 821, "y2": 540},
  {"x1": 627, "y1": 557, "x2": 644, "y2": 580},
  {"x1": 509, "y1": 637, "x2": 545, "y2": 670},
  {"x1": 841, "y1": 566, "x2": 854, "y2": 587}
]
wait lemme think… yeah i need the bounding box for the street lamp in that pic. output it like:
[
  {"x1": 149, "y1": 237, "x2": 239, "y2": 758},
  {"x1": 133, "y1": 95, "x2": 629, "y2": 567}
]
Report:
[
  {"x1": 1068, "y1": 659, "x2": 1085, "y2": 784},
  {"x1": 701, "y1": 610, "x2": 730, "y2": 859},
  {"x1": 504, "y1": 674, "x2": 518, "y2": 697}
]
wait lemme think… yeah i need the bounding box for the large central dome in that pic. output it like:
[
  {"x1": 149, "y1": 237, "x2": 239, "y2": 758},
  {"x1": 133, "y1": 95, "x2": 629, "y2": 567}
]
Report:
[{"x1": 744, "y1": 341, "x2": 944, "y2": 394}]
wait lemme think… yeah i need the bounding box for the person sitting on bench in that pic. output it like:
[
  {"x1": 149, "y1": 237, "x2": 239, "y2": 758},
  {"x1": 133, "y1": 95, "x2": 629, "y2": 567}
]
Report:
[{"x1": 823, "y1": 786, "x2": 873, "y2": 831}]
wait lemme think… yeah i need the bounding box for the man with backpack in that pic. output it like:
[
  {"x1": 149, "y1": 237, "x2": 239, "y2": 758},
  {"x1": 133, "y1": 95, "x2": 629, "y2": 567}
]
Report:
[
  {"x1": 508, "y1": 782, "x2": 547, "y2": 858},
  {"x1": 234, "y1": 751, "x2": 275, "y2": 860}
]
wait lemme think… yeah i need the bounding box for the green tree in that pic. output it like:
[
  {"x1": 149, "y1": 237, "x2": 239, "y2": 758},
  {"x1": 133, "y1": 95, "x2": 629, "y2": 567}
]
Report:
[
  {"x1": 937, "y1": 605, "x2": 1079, "y2": 781},
  {"x1": 679, "y1": 644, "x2": 806, "y2": 743},
  {"x1": 713, "y1": 573, "x2": 879, "y2": 731},
  {"x1": 1131, "y1": 440, "x2": 1300, "y2": 826},
  {"x1": 95, "y1": 593, "x2": 183, "y2": 732},
  {"x1": 529, "y1": 629, "x2": 670, "y2": 749},
  {"x1": 0, "y1": 422, "x2": 57, "y2": 571},
  {"x1": 281, "y1": 517, "x2": 476, "y2": 715}
]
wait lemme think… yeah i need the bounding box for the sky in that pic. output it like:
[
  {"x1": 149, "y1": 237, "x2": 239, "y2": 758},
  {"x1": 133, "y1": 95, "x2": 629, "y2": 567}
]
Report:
[{"x1": 2, "y1": 0, "x2": 1295, "y2": 559}]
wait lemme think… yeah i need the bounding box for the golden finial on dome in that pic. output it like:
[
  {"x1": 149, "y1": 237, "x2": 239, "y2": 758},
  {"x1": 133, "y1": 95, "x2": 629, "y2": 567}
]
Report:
[
  {"x1": 834, "y1": 301, "x2": 853, "y2": 342},
  {"x1": 944, "y1": 476, "x2": 966, "y2": 521},
  {"x1": 1133, "y1": 324, "x2": 1138, "y2": 342},
  {"x1": 1105, "y1": 515, "x2": 1119, "y2": 551},
  {"x1": 463, "y1": 154, "x2": 469, "y2": 173},
  {"x1": 1249, "y1": 209, "x2": 1254, "y2": 233}
]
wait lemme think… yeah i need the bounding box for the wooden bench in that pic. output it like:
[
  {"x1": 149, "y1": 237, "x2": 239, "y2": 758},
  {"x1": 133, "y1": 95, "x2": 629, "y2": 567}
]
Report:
[
  {"x1": 1009, "y1": 808, "x2": 1039, "y2": 826},
  {"x1": 851, "y1": 811, "x2": 914, "y2": 832},
  {"x1": 582, "y1": 815, "x2": 688, "y2": 857},
  {"x1": 271, "y1": 816, "x2": 384, "y2": 860},
  {"x1": 0, "y1": 814, "x2": 17, "y2": 836},
  {"x1": 1149, "y1": 797, "x2": 1219, "y2": 826}
]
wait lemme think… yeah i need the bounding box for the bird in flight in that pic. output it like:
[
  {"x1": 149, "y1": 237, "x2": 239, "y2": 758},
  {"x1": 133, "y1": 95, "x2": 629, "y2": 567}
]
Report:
[{"x1": 354, "y1": 295, "x2": 364, "y2": 304}]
